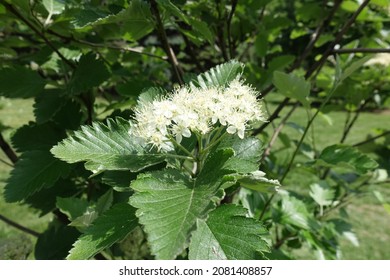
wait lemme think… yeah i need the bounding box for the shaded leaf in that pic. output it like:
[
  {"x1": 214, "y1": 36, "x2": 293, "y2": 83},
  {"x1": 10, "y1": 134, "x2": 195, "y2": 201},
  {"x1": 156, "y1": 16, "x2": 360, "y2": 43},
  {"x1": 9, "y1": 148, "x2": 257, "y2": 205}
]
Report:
[
  {"x1": 4, "y1": 151, "x2": 72, "y2": 202},
  {"x1": 189, "y1": 204, "x2": 269, "y2": 260},
  {"x1": 316, "y1": 144, "x2": 378, "y2": 174},
  {"x1": 129, "y1": 149, "x2": 234, "y2": 259},
  {"x1": 51, "y1": 118, "x2": 166, "y2": 173},
  {"x1": 0, "y1": 66, "x2": 45, "y2": 98},
  {"x1": 56, "y1": 197, "x2": 89, "y2": 221},
  {"x1": 229, "y1": 171, "x2": 280, "y2": 193},
  {"x1": 273, "y1": 71, "x2": 310, "y2": 108},
  {"x1": 68, "y1": 53, "x2": 110, "y2": 95},
  {"x1": 67, "y1": 203, "x2": 138, "y2": 260}
]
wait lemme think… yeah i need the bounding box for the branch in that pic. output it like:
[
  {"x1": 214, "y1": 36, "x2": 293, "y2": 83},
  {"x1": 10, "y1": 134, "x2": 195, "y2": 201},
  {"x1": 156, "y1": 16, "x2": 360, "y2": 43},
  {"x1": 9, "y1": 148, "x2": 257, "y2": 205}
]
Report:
[
  {"x1": 0, "y1": 214, "x2": 39, "y2": 238},
  {"x1": 333, "y1": 48, "x2": 390, "y2": 54},
  {"x1": 353, "y1": 130, "x2": 390, "y2": 147},
  {"x1": 150, "y1": 0, "x2": 184, "y2": 84},
  {"x1": 0, "y1": 132, "x2": 18, "y2": 164},
  {"x1": 0, "y1": 0, "x2": 75, "y2": 69},
  {"x1": 306, "y1": 0, "x2": 372, "y2": 79},
  {"x1": 227, "y1": 0, "x2": 238, "y2": 59}
]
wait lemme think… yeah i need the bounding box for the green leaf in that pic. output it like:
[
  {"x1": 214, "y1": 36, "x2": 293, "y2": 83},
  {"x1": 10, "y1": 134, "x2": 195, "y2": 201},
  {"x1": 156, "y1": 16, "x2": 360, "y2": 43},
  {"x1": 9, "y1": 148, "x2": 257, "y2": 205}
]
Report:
[
  {"x1": 42, "y1": 0, "x2": 64, "y2": 15},
  {"x1": 68, "y1": 53, "x2": 110, "y2": 95},
  {"x1": 338, "y1": 55, "x2": 373, "y2": 85},
  {"x1": 273, "y1": 71, "x2": 311, "y2": 108},
  {"x1": 95, "y1": 189, "x2": 114, "y2": 214},
  {"x1": 129, "y1": 149, "x2": 234, "y2": 259},
  {"x1": 309, "y1": 181, "x2": 335, "y2": 207},
  {"x1": 33, "y1": 90, "x2": 66, "y2": 124},
  {"x1": 35, "y1": 223, "x2": 80, "y2": 260},
  {"x1": 316, "y1": 144, "x2": 378, "y2": 174},
  {"x1": 67, "y1": 203, "x2": 138, "y2": 260},
  {"x1": 218, "y1": 136, "x2": 263, "y2": 173},
  {"x1": 230, "y1": 171, "x2": 281, "y2": 193},
  {"x1": 276, "y1": 193, "x2": 319, "y2": 230},
  {"x1": 102, "y1": 171, "x2": 136, "y2": 192},
  {"x1": 51, "y1": 117, "x2": 166, "y2": 173},
  {"x1": 157, "y1": 0, "x2": 189, "y2": 23},
  {"x1": 0, "y1": 66, "x2": 45, "y2": 98},
  {"x1": 189, "y1": 204, "x2": 269, "y2": 260},
  {"x1": 192, "y1": 61, "x2": 244, "y2": 89},
  {"x1": 11, "y1": 122, "x2": 66, "y2": 153},
  {"x1": 4, "y1": 151, "x2": 72, "y2": 202},
  {"x1": 57, "y1": 197, "x2": 89, "y2": 221},
  {"x1": 73, "y1": 0, "x2": 154, "y2": 41}
]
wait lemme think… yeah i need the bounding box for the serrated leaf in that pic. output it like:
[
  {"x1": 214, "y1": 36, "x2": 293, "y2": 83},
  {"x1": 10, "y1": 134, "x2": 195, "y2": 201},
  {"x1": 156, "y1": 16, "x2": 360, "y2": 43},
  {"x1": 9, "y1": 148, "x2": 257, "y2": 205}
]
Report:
[
  {"x1": 56, "y1": 197, "x2": 89, "y2": 221},
  {"x1": 191, "y1": 61, "x2": 244, "y2": 89},
  {"x1": 230, "y1": 171, "x2": 281, "y2": 193},
  {"x1": 316, "y1": 144, "x2": 378, "y2": 174},
  {"x1": 95, "y1": 189, "x2": 113, "y2": 214},
  {"x1": 42, "y1": 0, "x2": 64, "y2": 15},
  {"x1": 4, "y1": 151, "x2": 72, "y2": 202},
  {"x1": 33, "y1": 90, "x2": 66, "y2": 124},
  {"x1": 51, "y1": 117, "x2": 166, "y2": 173},
  {"x1": 129, "y1": 149, "x2": 234, "y2": 259},
  {"x1": 218, "y1": 136, "x2": 263, "y2": 173},
  {"x1": 309, "y1": 181, "x2": 335, "y2": 207},
  {"x1": 35, "y1": 222, "x2": 80, "y2": 260},
  {"x1": 0, "y1": 66, "x2": 45, "y2": 98},
  {"x1": 67, "y1": 203, "x2": 138, "y2": 260},
  {"x1": 273, "y1": 71, "x2": 311, "y2": 108},
  {"x1": 276, "y1": 194, "x2": 319, "y2": 230},
  {"x1": 11, "y1": 122, "x2": 65, "y2": 153},
  {"x1": 72, "y1": 0, "x2": 153, "y2": 41},
  {"x1": 68, "y1": 53, "x2": 110, "y2": 95},
  {"x1": 189, "y1": 204, "x2": 269, "y2": 260}
]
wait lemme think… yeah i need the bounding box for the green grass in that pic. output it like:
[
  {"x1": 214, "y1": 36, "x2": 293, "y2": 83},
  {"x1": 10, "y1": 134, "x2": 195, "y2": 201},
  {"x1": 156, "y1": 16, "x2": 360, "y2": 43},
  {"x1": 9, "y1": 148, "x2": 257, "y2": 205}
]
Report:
[{"x1": 0, "y1": 97, "x2": 389, "y2": 259}]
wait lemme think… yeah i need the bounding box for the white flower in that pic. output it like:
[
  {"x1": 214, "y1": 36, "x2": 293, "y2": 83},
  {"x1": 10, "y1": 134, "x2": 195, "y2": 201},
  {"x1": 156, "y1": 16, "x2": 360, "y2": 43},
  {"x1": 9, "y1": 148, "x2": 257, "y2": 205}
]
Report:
[{"x1": 130, "y1": 79, "x2": 265, "y2": 152}]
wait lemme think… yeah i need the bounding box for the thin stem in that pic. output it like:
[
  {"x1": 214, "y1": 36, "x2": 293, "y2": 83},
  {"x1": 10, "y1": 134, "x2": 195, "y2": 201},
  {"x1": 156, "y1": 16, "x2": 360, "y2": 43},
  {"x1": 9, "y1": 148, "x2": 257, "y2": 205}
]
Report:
[
  {"x1": 0, "y1": 214, "x2": 40, "y2": 238},
  {"x1": 150, "y1": 0, "x2": 184, "y2": 84},
  {"x1": 353, "y1": 130, "x2": 390, "y2": 147},
  {"x1": 0, "y1": 132, "x2": 18, "y2": 164},
  {"x1": 167, "y1": 135, "x2": 194, "y2": 158},
  {"x1": 0, "y1": 0, "x2": 75, "y2": 69},
  {"x1": 0, "y1": 157, "x2": 13, "y2": 167},
  {"x1": 261, "y1": 103, "x2": 299, "y2": 162},
  {"x1": 227, "y1": 0, "x2": 238, "y2": 59}
]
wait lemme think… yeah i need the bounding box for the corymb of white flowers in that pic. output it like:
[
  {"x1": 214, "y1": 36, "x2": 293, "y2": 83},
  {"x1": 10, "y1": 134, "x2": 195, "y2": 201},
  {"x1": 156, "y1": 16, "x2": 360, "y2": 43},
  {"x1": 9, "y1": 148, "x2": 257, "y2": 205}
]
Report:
[{"x1": 131, "y1": 79, "x2": 266, "y2": 153}]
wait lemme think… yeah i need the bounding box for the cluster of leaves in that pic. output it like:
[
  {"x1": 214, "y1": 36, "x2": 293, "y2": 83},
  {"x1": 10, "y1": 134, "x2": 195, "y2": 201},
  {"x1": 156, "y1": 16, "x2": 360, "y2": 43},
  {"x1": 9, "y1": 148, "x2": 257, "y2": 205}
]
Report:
[{"x1": 0, "y1": 0, "x2": 389, "y2": 260}]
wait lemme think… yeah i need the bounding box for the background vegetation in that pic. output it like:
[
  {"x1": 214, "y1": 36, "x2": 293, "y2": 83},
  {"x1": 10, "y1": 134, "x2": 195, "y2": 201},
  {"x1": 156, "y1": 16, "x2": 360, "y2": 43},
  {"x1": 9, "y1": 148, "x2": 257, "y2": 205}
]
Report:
[{"x1": 0, "y1": 0, "x2": 389, "y2": 259}]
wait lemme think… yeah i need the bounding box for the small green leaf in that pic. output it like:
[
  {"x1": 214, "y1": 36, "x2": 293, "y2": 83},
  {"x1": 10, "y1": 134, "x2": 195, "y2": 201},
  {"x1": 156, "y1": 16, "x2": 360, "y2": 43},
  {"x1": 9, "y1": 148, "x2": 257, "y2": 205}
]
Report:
[
  {"x1": 42, "y1": 0, "x2": 64, "y2": 15},
  {"x1": 68, "y1": 53, "x2": 110, "y2": 95},
  {"x1": 129, "y1": 149, "x2": 234, "y2": 259},
  {"x1": 11, "y1": 122, "x2": 66, "y2": 153},
  {"x1": 51, "y1": 118, "x2": 166, "y2": 173},
  {"x1": 316, "y1": 144, "x2": 378, "y2": 174},
  {"x1": 309, "y1": 181, "x2": 335, "y2": 207},
  {"x1": 273, "y1": 71, "x2": 311, "y2": 108},
  {"x1": 0, "y1": 66, "x2": 45, "y2": 98},
  {"x1": 192, "y1": 61, "x2": 244, "y2": 89},
  {"x1": 4, "y1": 151, "x2": 72, "y2": 202},
  {"x1": 67, "y1": 203, "x2": 138, "y2": 260},
  {"x1": 189, "y1": 204, "x2": 269, "y2": 260},
  {"x1": 95, "y1": 189, "x2": 113, "y2": 214},
  {"x1": 35, "y1": 222, "x2": 80, "y2": 260},
  {"x1": 230, "y1": 171, "x2": 280, "y2": 193},
  {"x1": 56, "y1": 197, "x2": 89, "y2": 221},
  {"x1": 338, "y1": 55, "x2": 373, "y2": 84},
  {"x1": 33, "y1": 90, "x2": 66, "y2": 124}
]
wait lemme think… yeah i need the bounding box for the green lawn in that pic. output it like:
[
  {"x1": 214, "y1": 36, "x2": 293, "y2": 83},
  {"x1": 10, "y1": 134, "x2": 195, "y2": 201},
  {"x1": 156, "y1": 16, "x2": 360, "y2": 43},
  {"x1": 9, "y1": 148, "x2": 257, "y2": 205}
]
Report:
[{"x1": 0, "y1": 97, "x2": 389, "y2": 259}]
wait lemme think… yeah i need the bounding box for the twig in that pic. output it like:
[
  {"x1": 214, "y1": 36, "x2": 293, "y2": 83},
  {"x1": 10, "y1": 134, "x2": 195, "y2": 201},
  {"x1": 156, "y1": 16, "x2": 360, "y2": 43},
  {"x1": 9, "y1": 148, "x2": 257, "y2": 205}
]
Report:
[
  {"x1": 261, "y1": 103, "x2": 299, "y2": 161},
  {"x1": 333, "y1": 48, "x2": 390, "y2": 54},
  {"x1": 0, "y1": 157, "x2": 13, "y2": 167},
  {"x1": 306, "y1": 0, "x2": 372, "y2": 79},
  {"x1": 227, "y1": 0, "x2": 238, "y2": 59},
  {"x1": 0, "y1": 0, "x2": 75, "y2": 69},
  {"x1": 0, "y1": 214, "x2": 39, "y2": 238},
  {"x1": 0, "y1": 132, "x2": 18, "y2": 164},
  {"x1": 150, "y1": 0, "x2": 184, "y2": 84},
  {"x1": 353, "y1": 130, "x2": 390, "y2": 147},
  {"x1": 215, "y1": 0, "x2": 229, "y2": 61}
]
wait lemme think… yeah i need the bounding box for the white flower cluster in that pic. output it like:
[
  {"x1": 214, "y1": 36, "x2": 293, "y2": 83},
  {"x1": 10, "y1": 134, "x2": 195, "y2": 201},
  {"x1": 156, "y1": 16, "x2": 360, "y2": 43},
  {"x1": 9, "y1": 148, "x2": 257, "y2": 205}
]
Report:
[{"x1": 131, "y1": 79, "x2": 265, "y2": 152}]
